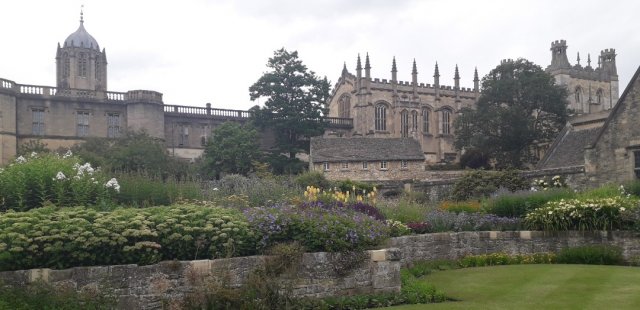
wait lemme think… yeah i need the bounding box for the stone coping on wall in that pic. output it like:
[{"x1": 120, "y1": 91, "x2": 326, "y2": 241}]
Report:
[
  {"x1": 0, "y1": 248, "x2": 402, "y2": 310},
  {"x1": 388, "y1": 230, "x2": 640, "y2": 266}
]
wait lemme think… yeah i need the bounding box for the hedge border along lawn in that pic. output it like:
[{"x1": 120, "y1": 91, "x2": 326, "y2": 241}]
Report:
[{"x1": 384, "y1": 264, "x2": 640, "y2": 310}]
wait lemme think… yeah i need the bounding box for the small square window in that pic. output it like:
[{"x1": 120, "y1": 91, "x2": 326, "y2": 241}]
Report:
[
  {"x1": 362, "y1": 161, "x2": 368, "y2": 170},
  {"x1": 380, "y1": 161, "x2": 388, "y2": 170},
  {"x1": 401, "y1": 160, "x2": 408, "y2": 169},
  {"x1": 341, "y1": 162, "x2": 349, "y2": 169},
  {"x1": 323, "y1": 162, "x2": 330, "y2": 171}
]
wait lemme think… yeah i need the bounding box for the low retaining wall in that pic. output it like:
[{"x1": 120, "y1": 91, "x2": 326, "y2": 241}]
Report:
[
  {"x1": 0, "y1": 249, "x2": 401, "y2": 310},
  {"x1": 388, "y1": 231, "x2": 640, "y2": 266}
]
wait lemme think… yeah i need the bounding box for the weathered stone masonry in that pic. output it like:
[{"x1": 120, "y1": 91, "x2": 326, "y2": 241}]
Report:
[{"x1": 0, "y1": 249, "x2": 401, "y2": 310}]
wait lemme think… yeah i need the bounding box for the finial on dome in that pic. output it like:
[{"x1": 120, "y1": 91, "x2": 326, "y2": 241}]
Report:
[{"x1": 80, "y1": 5, "x2": 84, "y2": 23}]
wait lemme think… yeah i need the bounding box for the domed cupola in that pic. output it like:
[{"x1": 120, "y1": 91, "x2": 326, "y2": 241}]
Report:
[
  {"x1": 56, "y1": 8, "x2": 108, "y2": 92},
  {"x1": 63, "y1": 14, "x2": 100, "y2": 50}
]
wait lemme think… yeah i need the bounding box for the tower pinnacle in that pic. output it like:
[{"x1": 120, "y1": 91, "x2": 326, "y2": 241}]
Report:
[
  {"x1": 391, "y1": 56, "x2": 397, "y2": 73},
  {"x1": 80, "y1": 5, "x2": 84, "y2": 23}
]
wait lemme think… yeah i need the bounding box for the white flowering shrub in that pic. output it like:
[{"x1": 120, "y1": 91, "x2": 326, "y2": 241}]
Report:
[
  {"x1": 531, "y1": 175, "x2": 568, "y2": 191},
  {"x1": 0, "y1": 152, "x2": 118, "y2": 211},
  {"x1": 0, "y1": 204, "x2": 256, "y2": 271},
  {"x1": 524, "y1": 196, "x2": 638, "y2": 231}
]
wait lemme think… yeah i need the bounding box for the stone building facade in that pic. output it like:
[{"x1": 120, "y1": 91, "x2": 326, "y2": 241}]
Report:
[
  {"x1": 309, "y1": 137, "x2": 425, "y2": 181},
  {"x1": 546, "y1": 40, "x2": 619, "y2": 114},
  {"x1": 326, "y1": 55, "x2": 480, "y2": 164},
  {"x1": 0, "y1": 13, "x2": 352, "y2": 165},
  {"x1": 584, "y1": 66, "x2": 640, "y2": 186}
]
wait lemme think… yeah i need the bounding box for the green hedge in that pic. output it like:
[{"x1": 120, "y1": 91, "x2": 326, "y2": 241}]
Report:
[{"x1": 0, "y1": 204, "x2": 256, "y2": 271}]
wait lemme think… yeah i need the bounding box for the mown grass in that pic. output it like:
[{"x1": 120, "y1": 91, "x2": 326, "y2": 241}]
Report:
[{"x1": 385, "y1": 264, "x2": 640, "y2": 310}]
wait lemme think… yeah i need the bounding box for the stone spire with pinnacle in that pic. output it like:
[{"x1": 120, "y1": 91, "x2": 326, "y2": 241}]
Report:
[
  {"x1": 341, "y1": 62, "x2": 348, "y2": 77},
  {"x1": 577, "y1": 52, "x2": 581, "y2": 66},
  {"x1": 434, "y1": 62, "x2": 440, "y2": 99},
  {"x1": 391, "y1": 57, "x2": 398, "y2": 100},
  {"x1": 454, "y1": 65, "x2": 460, "y2": 89},
  {"x1": 412, "y1": 59, "x2": 419, "y2": 100},
  {"x1": 587, "y1": 53, "x2": 592, "y2": 68},
  {"x1": 473, "y1": 67, "x2": 480, "y2": 96}
]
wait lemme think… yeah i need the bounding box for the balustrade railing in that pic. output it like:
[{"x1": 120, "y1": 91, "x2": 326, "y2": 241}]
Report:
[
  {"x1": 106, "y1": 91, "x2": 126, "y2": 101},
  {"x1": 325, "y1": 117, "x2": 353, "y2": 128},
  {"x1": 0, "y1": 78, "x2": 15, "y2": 90},
  {"x1": 164, "y1": 105, "x2": 251, "y2": 118}
]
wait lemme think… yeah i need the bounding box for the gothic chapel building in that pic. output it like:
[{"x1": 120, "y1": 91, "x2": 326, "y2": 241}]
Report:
[{"x1": 325, "y1": 54, "x2": 480, "y2": 164}]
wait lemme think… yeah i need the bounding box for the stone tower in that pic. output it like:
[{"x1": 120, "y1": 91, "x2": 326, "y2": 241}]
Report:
[
  {"x1": 546, "y1": 40, "x2": 619, "y2": 113},
  {"x1": 56, "y1": 9, "x2": 107, "y2": 91}
]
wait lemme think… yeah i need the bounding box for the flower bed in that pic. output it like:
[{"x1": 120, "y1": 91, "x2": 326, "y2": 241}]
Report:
[{"x1": 524, "y1": 197, "x2": 638, "y2": 231}]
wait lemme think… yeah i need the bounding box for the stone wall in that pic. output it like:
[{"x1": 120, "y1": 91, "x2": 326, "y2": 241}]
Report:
[
  {"x1": 388, "y1": 231, "x2": 640, "y2": 266},
  {"x1": 0, "y1": 248, "x2": 401, "y2": 310},
  {"x1": 376, "y1": 166, "x2": 588, "y2": 202}
]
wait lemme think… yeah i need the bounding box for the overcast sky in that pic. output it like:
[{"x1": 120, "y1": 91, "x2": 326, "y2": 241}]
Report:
[{"x1": 1, "y1": 0, "x2": 639, "y2": 110}]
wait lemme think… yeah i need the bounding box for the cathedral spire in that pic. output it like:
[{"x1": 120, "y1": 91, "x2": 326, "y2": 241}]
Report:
[
  {"x1": 454, "y1": 64, "x2": 460, "y2": 81},
  {"x1": 434, "y1": 62, "x2": 440, "y2": 99},
  {"x1": 587, "y1": 53, "x2": 592, "y2": 68},
  {"x1": 392, "y1": 57, "x2": 397, "y2": 73},
  {"x1": 577, "y1": 52, "x2": 581, "y2": 65},
  {"x1": 412, "y1": 59, "x2": 419, "y2": 100},
  {"x1": 341, "y1": 62, "x2": 348, "y2": 77},
  {"x1": 412, "y1": 59, "x2": 418, "y2": 75},
  {"x1": 80, "y1": 5, "x2": 84, "y2": 24},
  {"x1": 356, "y1": 54, "x2": 362, "y2": 71},
  {"x1": 473, "y1": 67, "x2": 480, "y2": 95}
]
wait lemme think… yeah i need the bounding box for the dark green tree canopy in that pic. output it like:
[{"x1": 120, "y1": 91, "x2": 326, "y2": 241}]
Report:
[
  {"x1": 202, "y1": 122, "x2": 260, "y2": 179},
  {"x1": 249, "y1": 48, "x2": 330, "y2": 159},
  {"x1": 454, "y1": 58, "x2": 569, "y2": 168}
]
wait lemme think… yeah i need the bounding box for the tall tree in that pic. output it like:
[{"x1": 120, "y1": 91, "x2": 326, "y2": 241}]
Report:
[
  {"x1": 454, "y1": 58, "x2": 569, "y2": 168},
  {"x1": 202, "y1": 122, "x2": 260, "y2": 179},
  {"x1": 249, "y1": 48, "x2": 330, "y2": 160}
]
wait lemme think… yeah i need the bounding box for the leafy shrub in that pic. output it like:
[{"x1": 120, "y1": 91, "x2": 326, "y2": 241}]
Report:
[
  {"x1": 0, "y1": 152, "x2": 118, "y2": 211},
  {"x1": 424, "y1": 210, "x2": 521, "y2": 232},
  {"x1": 378, "y1": 195, "x2": 430, "y2": 223},
  {"x1": 450, "y1": 170, "x2": 529, "y2": 201},
  {"x1": 556, "y1": 245, "x2": 624, "y2": 265},
  {"x1": 458, "y1": 252, "x2": 556, "y2": 268},
  {"x1": 484, "y1": 189, "x2": 575, "y2": 217},
  {"x1": 577, "y1": 183, "x2": 632, "y2": 200},
  {"x1": 114, "y1": 172, "x2": 203, "y2": 207},
  {"x1": 208, "y1": 174, "x2": 299, "y2": 208},
  {"x1": 245, "y1": 204, "x2": 389, "y2": 252},
  {"x1": 0, "y1": 204, "x2": 256, "y2": 271},
  {"x1": 406, "y1": 222, "x2": 431, "y2": 234},
  {"x1": 333, "y1": 179, "x2": 376, "y2": 195},
  {"x1": 294, "y1": 170, "x2": 332, "y2": 190},
  {"x1": 439, "y1": 200, "x2": 482, "y2": 213},
  {"x1": 385, "y1": 220, "x2": 412, "y2": 237},
  {"x1": 524, "y1": 197, "x2": 637, "y2": 231},
  {"x1": 0, "y1": 281, "x2": 115, "y2": 310},
  {"x1": 623, "y1": 180, "x2": 640, "y2": 198}
]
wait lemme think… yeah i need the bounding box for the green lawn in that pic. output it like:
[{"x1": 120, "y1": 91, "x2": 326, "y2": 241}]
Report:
[{"x1": 387, "y1": 264, "x2": 640, "y2": 310}]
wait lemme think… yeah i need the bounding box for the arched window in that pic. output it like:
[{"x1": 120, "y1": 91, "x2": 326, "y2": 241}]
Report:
[
  {"x1": 338, "y1": 94, "x2": 350, "y2": 118},
  {"x1": 63, "y1": 53, "x2": 70, "y2": 78},
  {"x1": 400, "y1": 110, "x2": 409, "y2": 138},
  {"x1": 575, "y1": 87, "x2": 582, "y2": 104},
  {"x1": 596, "y1": 89, "x2": 604, "y2": 104},
  {"x1": 440, "y1": 109, "x2": 452, "y2": 134},
  {"x1": 375, "y1": 103, "x2": 387, "y2": 131},
  {"x1": 422, "y1": 108, "x2": 430, "y2": 133},
  {"x1": 78, "y1": 53, "x2": 87, "y2": 77},
  {"x1": 411, "y1": 110, "x2": 418, "y2": 132}
]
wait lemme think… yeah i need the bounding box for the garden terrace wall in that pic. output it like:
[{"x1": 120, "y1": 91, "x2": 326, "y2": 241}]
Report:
[
  {"x1": 378, "y1": 166, "x2": 588, "y2": 202},
  {"x1": 0, "y1": 249, "x2": 401, "y2": 310},
  {"x1": 388, "y1": 231, "x2": 640, "y2": 266}
]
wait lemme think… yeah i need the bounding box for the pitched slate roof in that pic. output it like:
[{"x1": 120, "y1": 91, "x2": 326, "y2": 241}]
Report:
[
  {"x1": 536, "y1": 125, "x2": 602, "y2": 169},
  {"x1": 310, "y1": 137, "x2": 424, "y2": 162}
]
